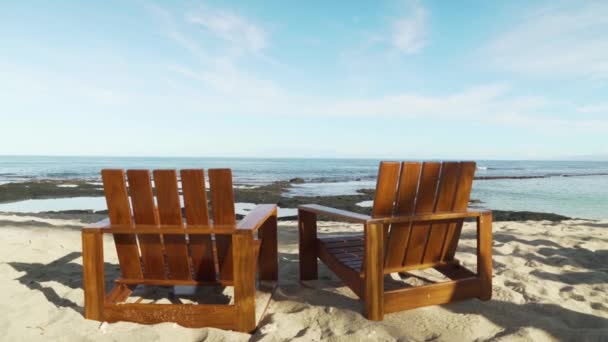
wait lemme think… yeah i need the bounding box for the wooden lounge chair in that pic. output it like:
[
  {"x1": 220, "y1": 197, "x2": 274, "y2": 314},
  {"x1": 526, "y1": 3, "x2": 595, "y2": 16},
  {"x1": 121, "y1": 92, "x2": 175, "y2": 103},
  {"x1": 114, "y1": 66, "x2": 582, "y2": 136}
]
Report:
[
  {"x1": 82, "y1": 168, "x2": 278, "y2": 332},
  {"x1": 298, "y1": 161, "x2": 492, "y2": 320}
]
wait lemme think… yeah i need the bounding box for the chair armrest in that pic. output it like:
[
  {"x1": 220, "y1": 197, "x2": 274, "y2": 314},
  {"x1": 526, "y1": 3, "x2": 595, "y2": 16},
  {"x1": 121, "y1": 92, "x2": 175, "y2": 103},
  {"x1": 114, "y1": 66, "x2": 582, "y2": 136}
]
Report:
[
  {"x1": 298, "y1": 204, "x2": 370, "y2": 223},
  {"x1": 237, "y1": 204, "x2": 277, "y2": 232},
  {"x1": 367, "y1": 208, "x2": 492, "y2": 225}
]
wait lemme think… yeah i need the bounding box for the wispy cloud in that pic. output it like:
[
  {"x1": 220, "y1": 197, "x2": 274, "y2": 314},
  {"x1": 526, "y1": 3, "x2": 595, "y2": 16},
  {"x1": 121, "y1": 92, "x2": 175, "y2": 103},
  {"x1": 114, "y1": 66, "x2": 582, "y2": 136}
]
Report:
[
  {"x1": 577, "y1": 103, "x2": 608, "y2": 114},
  {"x1": 484, "y1": 2, "x2": 608, "y2": 78},
  {"x1": 139, "y1": 1, "x2": 608, "y2": 135},
  {"x1": 186, "y1": 6, "x2": 267, "y2": 53},
  {"x1": 391, "y1": 0, "x2": 428, "y2": 54}
]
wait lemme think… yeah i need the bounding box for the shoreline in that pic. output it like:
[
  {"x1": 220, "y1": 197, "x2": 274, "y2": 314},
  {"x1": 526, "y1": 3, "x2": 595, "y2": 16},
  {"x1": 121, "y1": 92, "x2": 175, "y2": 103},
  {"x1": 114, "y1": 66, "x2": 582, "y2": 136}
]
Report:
[{"x1": 0, "y1": 178, "x2": 601, "y2": 224}]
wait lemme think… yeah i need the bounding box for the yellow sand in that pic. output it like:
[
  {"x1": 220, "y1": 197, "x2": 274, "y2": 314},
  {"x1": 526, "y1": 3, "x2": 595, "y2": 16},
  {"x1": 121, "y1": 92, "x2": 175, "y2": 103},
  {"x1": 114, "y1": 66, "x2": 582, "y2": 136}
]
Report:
[{"x1": 1, "y1": 219, "x2": 607, "y2": 341}]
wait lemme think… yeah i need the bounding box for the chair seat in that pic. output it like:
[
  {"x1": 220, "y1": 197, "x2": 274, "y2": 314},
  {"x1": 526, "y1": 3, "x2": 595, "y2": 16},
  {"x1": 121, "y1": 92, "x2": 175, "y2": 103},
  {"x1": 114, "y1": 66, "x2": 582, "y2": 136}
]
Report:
[{"x1": 318, "y1": 235, "x2": 365, "y2": 273}]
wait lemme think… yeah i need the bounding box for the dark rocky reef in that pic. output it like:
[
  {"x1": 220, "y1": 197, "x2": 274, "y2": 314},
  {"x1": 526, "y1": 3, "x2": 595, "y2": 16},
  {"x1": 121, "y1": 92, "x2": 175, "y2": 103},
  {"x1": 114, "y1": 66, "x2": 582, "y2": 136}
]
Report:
[
  {"x1": 0, "y1": 180, "x2": 576, "y2": 224},
  {"x1": 0, "y1": 180, "x2": 103, "y2": 203},
  {"x1": 491, "y1": 210, "x2": 571, "y2": 222}
]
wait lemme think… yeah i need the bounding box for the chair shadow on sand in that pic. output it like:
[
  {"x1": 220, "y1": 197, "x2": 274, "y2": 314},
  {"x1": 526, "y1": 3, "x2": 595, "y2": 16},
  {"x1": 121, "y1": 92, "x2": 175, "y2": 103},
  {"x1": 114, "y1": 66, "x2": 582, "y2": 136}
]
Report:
[
  {"x1": 268, "y1": 250, "x2": 608, "y2": 339},
  {"x1": 460, "y1": 231, "x2": 608, "y2": 284},
  {"x1": 7, "y1": 241, "x2": 608, "y2": 339},
  {"x1": 8, "y1": 251, "x2": 121, "y2": 315}
]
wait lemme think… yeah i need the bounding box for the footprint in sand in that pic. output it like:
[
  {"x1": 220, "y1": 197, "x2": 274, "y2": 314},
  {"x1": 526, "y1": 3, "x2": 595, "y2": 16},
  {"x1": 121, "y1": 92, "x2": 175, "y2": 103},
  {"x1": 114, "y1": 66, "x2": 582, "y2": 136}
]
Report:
[
  {"x1": 504, "y1": 280, "x2": 539, "y2": 302},
  {"x1": 590, "y1": 302, "x2": 608, "y2": 313},
  {"x1": 504, "y1": 280, "x2": 526, "y2": 294},
  {"x1": 558, "y1": 286, "x2": 585, "y2": 302}
]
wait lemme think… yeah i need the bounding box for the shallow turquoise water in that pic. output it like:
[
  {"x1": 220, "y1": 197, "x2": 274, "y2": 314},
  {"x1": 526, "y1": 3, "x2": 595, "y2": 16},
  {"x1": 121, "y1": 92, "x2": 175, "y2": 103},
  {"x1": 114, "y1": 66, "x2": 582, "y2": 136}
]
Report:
[{"x1": 0, "y1": 157, "x2": 607, "y2": 219}]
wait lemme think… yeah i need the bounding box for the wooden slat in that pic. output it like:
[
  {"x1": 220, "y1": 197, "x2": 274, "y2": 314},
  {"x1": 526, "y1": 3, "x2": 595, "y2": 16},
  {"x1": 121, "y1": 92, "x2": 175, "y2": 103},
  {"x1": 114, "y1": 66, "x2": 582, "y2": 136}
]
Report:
[
  {"x1": 298, "y1": 204, "x2": 370, "y2": 223},
  {"x1": 115, "y1": 277, "x2": 233, "y2": 287},
  {"x1": 237, "y1": 204, "x2": 276, "y2": 231},
  {"x1": 127, "y1": 170, "x2": 166, "y2": 279},
  {"x1": 422, "y1": 162, "x2": 462, "y2": 263},
  {"x1": 317, "y1": 240, "x2": 363, "y2": 297},
  {"x1": 82, "y1": 231, "x2": 105, "y2": 320},
  {"x1": 384, "y1": 278, "x2": 480, "y2": 313},
  {"x1": 233, "y1": 232, "x2": 256, "y2": 332},
  {"x1": 478, "y1": 212, "x2": 493, "y2": 300},
  {"x1": 101, "y1": 169, "x2": 143, "y2": 279},
  {"x1": 180, "y1": 169, "x2": 216, "y2": 281},
  {"x1": 365, "y1": 209, "x2": 489, "y2": 224},
  {"x1": 371, "y1": 161, "x2": 401, "y2": 217},
  {"x1": 103, "y1": 303, "x2": 238, "y2": 330},
  {"x1": 258, "y1": 209, "x2": 278, "y2": 281},
  {"x1": 208, "y1": 169, "x2": 237, "y2": 281},
  {"x1": 364, "y1": 223, "x2": 384, "y2": 321},
  {"x1": 442, "y1": 162, "x2": 476, "y2": 260},
  {"x1": 153, "y1": 170, "x2": 191, "y2": 280},
  {"x1": 384, "y1": 162, "x2": 421, "y2": 270},
  {"x1": 403, "y1": 162, "x2": 441, "y2": 266},
  {"x1": 89, "y1": 225, "x2": 236, "y2": 235},
  {"x1": 299, "y1": 210, "x2": 318, "y2": 280},
  {"x1": 105, "y1": 283, "x2": 133, "y2": 304}
]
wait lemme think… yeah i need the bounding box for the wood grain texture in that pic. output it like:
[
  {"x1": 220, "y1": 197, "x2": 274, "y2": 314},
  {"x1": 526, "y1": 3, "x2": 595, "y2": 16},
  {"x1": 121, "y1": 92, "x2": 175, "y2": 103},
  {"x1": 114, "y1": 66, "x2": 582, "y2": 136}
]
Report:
[
  {"x1": 317, "y1": 240, "x2": 363, "y2": 297},
  {"x1": 103, "y1": 303, "x2": 238, "y2": 329},
  {"x1": 115, "y1": 278, "x2": 233, "y2": 287},
  {"x1": 442, "y1": 161, "x2": 476, "y2": 260},
  {"x1": 208, "y1": 169, "x2": 236, "y2": 281},
  {"x1": 86, "y1": 225, "x2": 236, "y2": 235},
  {"x1": 297, "y1": 204, "x2": 370, "y2": 223},
  {"x1": 295, "y1": 161, "x2": 490, "y2": 321},
  {"x1": 403, "y1": 162, "x2": 441, "y2": 266},
  {"x1": 153, "y1": 170, "x2": 191, "y2": 280},
  {"x1": 87, "y1": 167, "x2": 277, "y2": 331},
  {"x1": 180, "y1": 169, "x2": 216, "y2": 281},
  {"x1": 82, "y1": 231, "x2": 105, "y2": 320},
  {"x1": 101, "y1": 169, "x2": 143, "y2": 279},
  {"x1": 371, "y1": 161, "x2": 401, "y2": 217},
  {"x1": 385, "y1": 162, "x2": 421, "y2": 270},
  {"x1": 364, "y1": 223, "x2": 384, "y2": 321},
  {"x1": 422, "y1": 162, "x2": 461, "y2": 263},
  {"x1": 237, "y1": 204, "x2": 277, "y2": 231},
  {"x1": 258, "y1": 209, "x2": 278, "y2": 281},
  {"x1": 365, "y1": 209, "x2": 490, "y2": 224},
  {"x1": 233, "y1": 232, "x2": 256, "y2": 332},
  {"x1": 478, "y1": 211, "x2": 493, "y2": 300},
  {"x1": 127, "y1": 170, "x2": 166, "y2": 279},
  {"x1": 298, "y1": 209, "x2": 318, "y2": 280},
  {"x1": 384, "y1": 278, "x2": 480, "y2": 313}
]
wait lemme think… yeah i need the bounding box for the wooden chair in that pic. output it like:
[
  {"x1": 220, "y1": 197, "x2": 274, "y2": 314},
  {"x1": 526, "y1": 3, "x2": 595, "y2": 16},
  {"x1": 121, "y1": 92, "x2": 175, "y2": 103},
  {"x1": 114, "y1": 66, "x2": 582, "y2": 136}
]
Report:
[
  {"x1": 298, "y1": 161, "x2": 492, "y2": 320},
  {"x1": 82, "y1": 168, "x2": 278, "y2": 332}
]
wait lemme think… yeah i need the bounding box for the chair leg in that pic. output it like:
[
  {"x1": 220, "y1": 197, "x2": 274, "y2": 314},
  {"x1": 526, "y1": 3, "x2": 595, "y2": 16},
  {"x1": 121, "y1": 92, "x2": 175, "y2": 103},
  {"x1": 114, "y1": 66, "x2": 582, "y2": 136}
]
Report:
[
  {"x1": 259, "y1": 213, "x2": 278, "y2": 281},
  {"x1": 82, "y1": 231, "x2": 105, "y2": 321},
  {"x1": 233, "y1": 232, "x2": 256, "y2": 332},
  {"x1": 364, "y1": 223, "x2": 384, "y2": 320},
  {"x1": 298, "y1": 210, "x2": 318, "y2": 280},
  {"x1": 477, "y1": 212, "x2": 493, "y2": 300}
]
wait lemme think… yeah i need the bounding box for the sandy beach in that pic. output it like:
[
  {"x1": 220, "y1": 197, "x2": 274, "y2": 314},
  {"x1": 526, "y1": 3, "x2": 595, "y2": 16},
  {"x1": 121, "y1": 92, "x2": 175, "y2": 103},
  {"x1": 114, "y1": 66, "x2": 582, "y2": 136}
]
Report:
[{"x1": 1, "y1": 216, "x2": 606, "y2": 341}]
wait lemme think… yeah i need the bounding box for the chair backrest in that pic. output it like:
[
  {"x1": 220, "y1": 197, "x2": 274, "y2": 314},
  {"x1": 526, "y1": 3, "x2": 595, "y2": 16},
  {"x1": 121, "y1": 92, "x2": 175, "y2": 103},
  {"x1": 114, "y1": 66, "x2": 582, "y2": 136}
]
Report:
[
  {"x1": 371, "y1": 161, "x2": 476, "y2": 273},
  {"x1": 101, "y1": 168, "x2": 236, "y2": 282}
]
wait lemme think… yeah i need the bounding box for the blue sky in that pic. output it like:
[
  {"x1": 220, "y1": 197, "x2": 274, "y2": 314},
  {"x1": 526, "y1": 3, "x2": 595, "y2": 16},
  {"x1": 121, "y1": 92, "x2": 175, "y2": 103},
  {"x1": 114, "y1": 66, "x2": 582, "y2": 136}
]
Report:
[{"x1": 1, "y1": 0, "x2": 607, "y2": 159}]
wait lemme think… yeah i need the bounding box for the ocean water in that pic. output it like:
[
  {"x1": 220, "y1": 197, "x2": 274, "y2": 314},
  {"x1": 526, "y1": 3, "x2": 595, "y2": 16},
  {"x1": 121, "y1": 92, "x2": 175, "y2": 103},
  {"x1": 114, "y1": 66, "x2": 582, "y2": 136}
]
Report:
[{"x1": 0, "y1": 156, "x2": 607, "y2": 219}]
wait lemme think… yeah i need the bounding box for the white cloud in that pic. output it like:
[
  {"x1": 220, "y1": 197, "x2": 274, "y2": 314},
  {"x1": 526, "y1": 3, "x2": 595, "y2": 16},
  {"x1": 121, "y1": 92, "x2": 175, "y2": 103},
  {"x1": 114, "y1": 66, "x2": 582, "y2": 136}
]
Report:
[
  {"x1": 140, "y1": 2, "x2": 607, "y2": 135},
  {"x1": 391, "y1": 0, "x2": 428, "y2": 54},
  {"x1": 186, "y1": 7, "x2": 267, "y2": 53},
  {"x1": 577, "y1": 103, "x2": 608, "y2": 114},
  {"x1": 485, "y1": 2, "x2": 608, "y2": 78}
]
